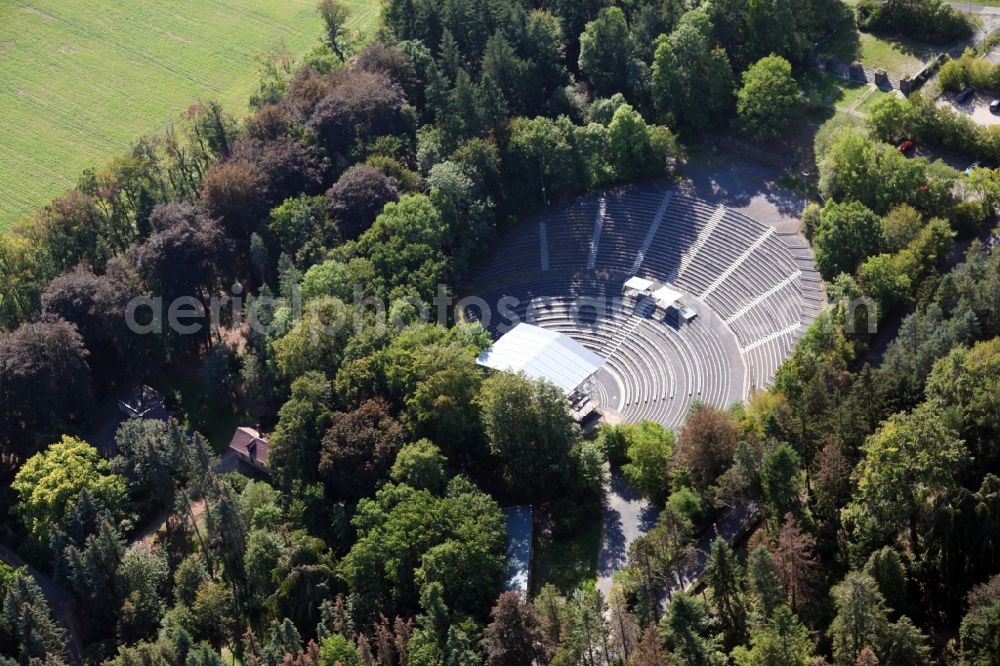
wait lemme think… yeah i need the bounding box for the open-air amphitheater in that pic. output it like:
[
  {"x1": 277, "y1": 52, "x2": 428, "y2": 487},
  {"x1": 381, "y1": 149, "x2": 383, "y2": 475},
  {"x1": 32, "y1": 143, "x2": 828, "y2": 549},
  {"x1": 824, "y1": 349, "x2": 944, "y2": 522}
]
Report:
[{"x1": 461, "y1": 184, "x2": 827, "y2": 430}]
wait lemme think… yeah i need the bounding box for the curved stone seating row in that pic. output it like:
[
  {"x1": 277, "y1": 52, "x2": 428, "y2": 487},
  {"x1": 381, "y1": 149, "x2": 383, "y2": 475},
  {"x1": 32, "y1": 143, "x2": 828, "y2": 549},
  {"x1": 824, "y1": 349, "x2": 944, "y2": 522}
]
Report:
[
  {"x1": 471, "y1": 289, "x2": 732, "y2": 428},
  {"x1": 465, "y1": 224, "x2": 540, "y2": 284},
  {"x1": 461, "y1": 185, "x2": 825, "y2": 428},
  {"x1": 466, "y1": 278, "x2": 741, "y2": 428}
]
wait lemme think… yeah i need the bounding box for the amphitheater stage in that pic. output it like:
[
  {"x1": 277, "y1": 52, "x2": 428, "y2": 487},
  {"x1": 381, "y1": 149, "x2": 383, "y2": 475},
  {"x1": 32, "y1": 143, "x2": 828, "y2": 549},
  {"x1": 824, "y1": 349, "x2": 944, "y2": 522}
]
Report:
[{"x1": 460, "y1": 183, "x2": 826, "y2": 430}]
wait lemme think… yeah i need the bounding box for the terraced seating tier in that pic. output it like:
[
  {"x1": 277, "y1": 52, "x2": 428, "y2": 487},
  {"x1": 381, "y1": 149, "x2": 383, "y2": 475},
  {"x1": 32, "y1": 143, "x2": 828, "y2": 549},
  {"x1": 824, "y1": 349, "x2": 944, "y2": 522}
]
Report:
[{"x1": 462, "y1": 185, "x2": 824, "y2": 429}]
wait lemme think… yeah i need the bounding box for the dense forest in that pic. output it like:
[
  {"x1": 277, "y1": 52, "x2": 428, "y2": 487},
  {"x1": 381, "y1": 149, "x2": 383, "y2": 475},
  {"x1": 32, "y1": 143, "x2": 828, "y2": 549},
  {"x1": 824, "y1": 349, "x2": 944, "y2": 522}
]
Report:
[{"x1": 3, "y1": 0, "x2": 1000, "y2": 664}]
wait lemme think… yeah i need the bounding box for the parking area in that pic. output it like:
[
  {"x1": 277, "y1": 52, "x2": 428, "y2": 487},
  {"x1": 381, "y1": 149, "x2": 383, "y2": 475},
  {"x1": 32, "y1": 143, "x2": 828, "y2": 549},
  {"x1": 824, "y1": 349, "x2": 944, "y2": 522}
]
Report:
[{"x1": 937, "y1": 91, "x2": 1000, "y2": 127}]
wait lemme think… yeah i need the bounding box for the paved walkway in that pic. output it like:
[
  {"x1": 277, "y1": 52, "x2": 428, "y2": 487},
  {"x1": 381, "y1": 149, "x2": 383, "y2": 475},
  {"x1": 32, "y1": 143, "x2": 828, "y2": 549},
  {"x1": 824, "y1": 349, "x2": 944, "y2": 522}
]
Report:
[
  {"x1": 679, "y1": 149, "x2": 807, "y2": 236},
  {"x1": 948, "y1": 2, "x2": 1000, "y2": 15},
  {"x1": 594, "y1": 464, "x2": 760, "y2": 606},
  {"x1": 597, "y1": 466, "x2": 660, "y2": 596}
]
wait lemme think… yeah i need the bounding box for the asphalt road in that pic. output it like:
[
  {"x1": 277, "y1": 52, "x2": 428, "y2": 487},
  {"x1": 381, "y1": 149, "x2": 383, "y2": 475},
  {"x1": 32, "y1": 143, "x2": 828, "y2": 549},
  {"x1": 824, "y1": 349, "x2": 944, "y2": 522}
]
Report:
[
  {"x1": 597, "y1": 466, "x2": 660, "y2": 596},
  {"x1": 948, "y1": 2, "x2": 1000, "y2": 15}
]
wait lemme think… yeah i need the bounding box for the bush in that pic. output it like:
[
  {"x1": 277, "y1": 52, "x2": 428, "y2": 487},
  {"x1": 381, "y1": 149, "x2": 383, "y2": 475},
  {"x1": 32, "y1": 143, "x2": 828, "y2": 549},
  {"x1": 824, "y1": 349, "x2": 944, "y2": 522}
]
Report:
[
  {"x1": 950, "y1": 198, "x2": 990, "y2": 237},
  {"x1": 666, "y1": 486, "x2": 705, "y2": 524},
  {"x1": 938, "y1": 58, "x2": 968, "y2": 93},
  {"x1": 802, "y1": 203, "x2": 823, "y2": 240},
  {"x1": 938, "y1": 51, "x2": 1000, "y2": 94},
  {"x1": 856, "y1": 0, "x2": 972, "y2": 44}
]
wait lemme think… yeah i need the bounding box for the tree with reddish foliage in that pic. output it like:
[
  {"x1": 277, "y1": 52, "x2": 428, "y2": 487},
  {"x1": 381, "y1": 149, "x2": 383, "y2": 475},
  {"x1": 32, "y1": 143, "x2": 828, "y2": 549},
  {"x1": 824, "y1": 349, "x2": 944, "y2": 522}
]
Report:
[
  {"x1": 0, "y1": 319, "x2": 92, "y2": 457},
  {"x1": 280, "y1": 640, "x2": 320, "y2": 666},
  {"x1": 356, "y1": 614, "x2": 412, "y2": 666},
  {"x1": 353, "y1": 42, "x2": 418, "y2": 99},
  {"x1": 319, "y1": 399, "x2": 407, "y2": 500},
  {"x1": 308, "y1": 70, "x2": 406, "y2": 156},
  {"x1": 326, "y1": 166, "x2": 400, "y2": 239},
  {"x1": 674, "y1": 404, "x2": 740, "y2": 491},
  {"x1": 285, "y1": 67, "x2": 334, "y2": 120},
  {"x1": 41, "y1": 265, "x2": 137, "y2": 379},
  {"x1": 855, "y1": 646, "x2": 878, "y2": 666},
  {"x1": 772, "y1": 513, "x2": 821, "y2": 613},
  {"x1": 481, "y1": 592, "x2": 551, "y2": 666},
  {"x1": 131, "y1": 203, "x2": 232, "y2": 306},
  {"x1": 244, "y1": 104, "x2": 293, "y2": 142},
  {"x1": 200, "y1": 160, "x2": 269, "y2": 240},
  {"x1": 814, "y1": 440, "x2": 854, "y2": 524},
  {"x1": 230, "y1": 135, "x2": 327, "y2": 205},
  {"x1": 629, "y1": 625, "x2": 669, "y2": 666}
]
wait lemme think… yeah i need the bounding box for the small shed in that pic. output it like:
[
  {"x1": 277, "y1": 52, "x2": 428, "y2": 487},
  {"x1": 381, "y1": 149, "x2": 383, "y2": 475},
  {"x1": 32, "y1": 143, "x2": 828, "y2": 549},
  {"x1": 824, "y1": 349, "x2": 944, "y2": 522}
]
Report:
[{"x1": 117, "y1": 385, "x2": 169, "y2": 420}]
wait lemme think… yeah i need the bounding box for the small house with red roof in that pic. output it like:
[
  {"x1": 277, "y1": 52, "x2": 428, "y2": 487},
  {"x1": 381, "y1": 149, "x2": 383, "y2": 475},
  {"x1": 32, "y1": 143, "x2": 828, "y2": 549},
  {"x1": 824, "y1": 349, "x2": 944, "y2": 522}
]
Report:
[{"x1": 228, "y1": 427, "x2": 269, "y2": 472}]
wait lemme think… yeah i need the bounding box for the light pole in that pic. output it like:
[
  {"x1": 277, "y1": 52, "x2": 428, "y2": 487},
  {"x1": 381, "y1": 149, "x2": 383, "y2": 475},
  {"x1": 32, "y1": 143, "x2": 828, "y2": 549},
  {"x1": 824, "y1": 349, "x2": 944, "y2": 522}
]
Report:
[{"x1": 540, "y1": 159, "x2": 550, "y2": 208}]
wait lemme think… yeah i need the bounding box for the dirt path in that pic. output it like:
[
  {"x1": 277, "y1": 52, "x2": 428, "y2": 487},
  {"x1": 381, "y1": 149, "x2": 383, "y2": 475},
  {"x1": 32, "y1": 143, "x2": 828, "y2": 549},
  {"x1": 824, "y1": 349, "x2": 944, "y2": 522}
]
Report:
[
  {"x1": 134, "y1": 449, "x2": 236, "y2": 547},
  {"x1": 0, "y1": 542, "x2": 83, "y2": 664}
]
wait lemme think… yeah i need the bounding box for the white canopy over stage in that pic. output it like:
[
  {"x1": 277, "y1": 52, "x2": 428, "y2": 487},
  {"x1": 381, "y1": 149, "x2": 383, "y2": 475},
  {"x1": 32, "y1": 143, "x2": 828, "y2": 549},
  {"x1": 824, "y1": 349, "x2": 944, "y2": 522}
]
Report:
[
  {"x1": 476, "y1": 323, "x2": 605, "y2": 394},
  {"x1": 652, "y1": 285, "x2": 683, "y2": 309},
  {"x1": 623, "y1": 276, "x2": 655, "y2": 294}
]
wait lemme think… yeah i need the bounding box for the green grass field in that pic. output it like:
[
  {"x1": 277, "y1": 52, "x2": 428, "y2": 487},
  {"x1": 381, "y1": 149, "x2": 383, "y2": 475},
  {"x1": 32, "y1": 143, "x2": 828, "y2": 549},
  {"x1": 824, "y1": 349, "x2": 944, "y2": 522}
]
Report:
[
  {"x1": 799, "y1": 70, "x2": 870, "y2": 111},
  {"x1": 818, "y1": 18, "x2": 938, "y2": 79},
  {"x1": 858, "y1": 32, "x2": 933, "y2": 77},
  {"x1": 0, "y1": 0, "x2": 378, "y2": 230}
]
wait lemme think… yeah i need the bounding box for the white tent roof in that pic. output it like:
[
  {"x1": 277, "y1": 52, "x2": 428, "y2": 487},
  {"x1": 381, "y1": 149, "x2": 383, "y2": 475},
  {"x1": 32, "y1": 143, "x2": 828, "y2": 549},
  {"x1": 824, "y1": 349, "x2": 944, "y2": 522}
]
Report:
[
  {"x1": 476, "y1": 323, "x2": 605, "y2": 394},
  {"x1": 652, "y1": 285, "x2": 683, "y2": 308},
  {"x1": 624, "y1": 276, "x2": 654, "y2": 292}
]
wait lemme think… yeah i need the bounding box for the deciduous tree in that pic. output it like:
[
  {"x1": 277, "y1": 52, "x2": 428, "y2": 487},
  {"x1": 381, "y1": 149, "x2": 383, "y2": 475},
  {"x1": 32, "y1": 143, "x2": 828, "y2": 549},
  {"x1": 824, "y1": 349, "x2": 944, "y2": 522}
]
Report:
[
  {"x1": 0, "y1": 319, "x2": 92, "y2": 456},
  {"x1": 481, "y1": 592, "x2": 550, "y2": 666},
  {"x1": 652, "y1": 11, "x2": 735, "y2": 130},
  {"x1": 814, "y1": 201, "x2": 885, "y2": 280},
  {"x1": 390, "y1": 439, "x2": 448, "y2": 493},
  {"x1": 619, "y1": 421, "x2": 675, "y2": 504},
  {"x1": 319, "y1": 398, "x2": 407, "y2": 500},
  {"x1": 13, "y1": 437, "x2": 127, "y2": 545},
  {"x1": 674, "y1": 404, "x2": 740, "y2": 491},
  {"x1": 844, "y1": 402, "x2": 968, "y2": 558},
  {"x1": 476, "y1": 372, "x2": 580, "y2": 499},
  {"x1": 737, "y1": 55, "x2": 799, "y2": 140},
  {"x1": 326, "y1": 166, "x2": 400, "y2": 240}
]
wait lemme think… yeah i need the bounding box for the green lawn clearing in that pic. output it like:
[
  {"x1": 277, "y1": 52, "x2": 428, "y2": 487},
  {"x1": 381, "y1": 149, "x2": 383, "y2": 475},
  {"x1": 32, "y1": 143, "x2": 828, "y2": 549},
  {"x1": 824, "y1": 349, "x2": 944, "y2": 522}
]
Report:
[
  {"x1": 0, "y1": 0, "x2": 378, "y2": 230},
  {"x1": 858, "y1": 32, "x2": 934, "y2": 77},
  {"x1": 800, "y1": 70, "x2": 870, "y2": 111},
  {"x1": 817, "y1": 18, "x2": 938, "y2": 79},
  {"x1": 855, "y1": 87, "x2": 894, "y2": 114}
]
